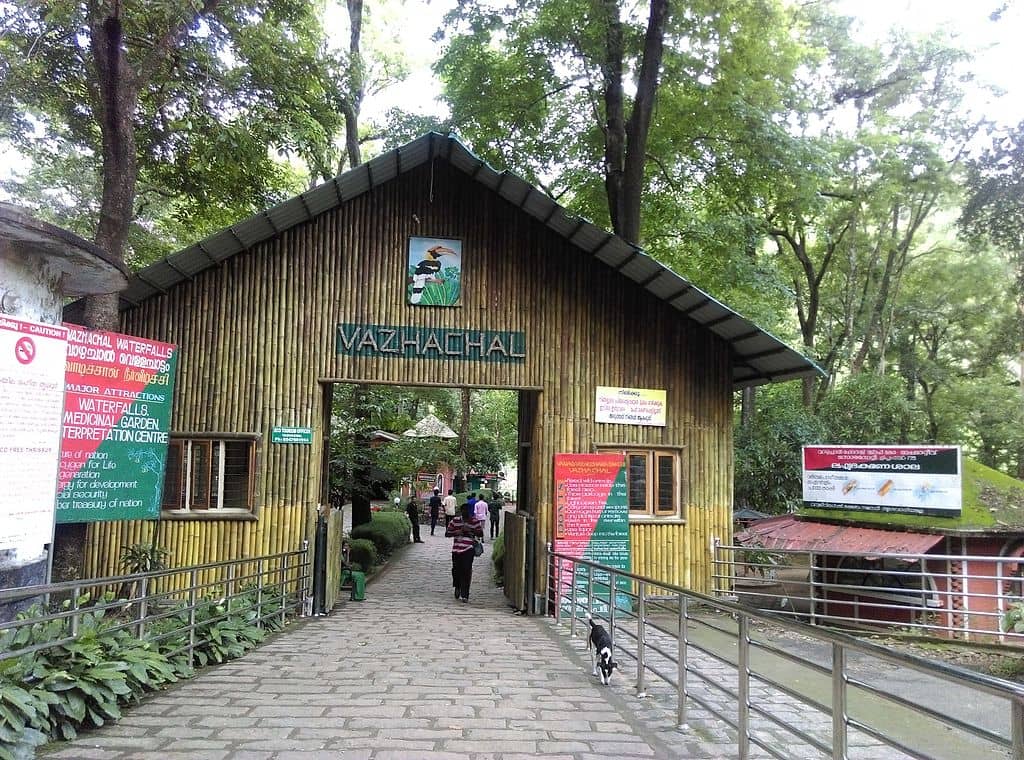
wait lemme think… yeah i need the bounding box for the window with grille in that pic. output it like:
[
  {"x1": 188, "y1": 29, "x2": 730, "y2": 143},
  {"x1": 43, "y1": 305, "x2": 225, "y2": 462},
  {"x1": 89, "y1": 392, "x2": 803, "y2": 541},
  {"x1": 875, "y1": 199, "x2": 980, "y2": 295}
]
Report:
[
  {"x1": 601, "y1": 447, "x2": 682, "y2": 518},
  {"x1": 162, "y1": 437, "x2": 255, "y2": 513}
]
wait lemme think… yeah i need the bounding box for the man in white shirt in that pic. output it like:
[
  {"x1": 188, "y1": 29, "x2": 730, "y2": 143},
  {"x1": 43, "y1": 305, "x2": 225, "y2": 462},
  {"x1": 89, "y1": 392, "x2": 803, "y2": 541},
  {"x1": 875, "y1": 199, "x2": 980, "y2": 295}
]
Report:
[
  {"x1": 442, "y1": 489, "x2": 458, "y2": 527},
  {"x1": 473, "y1": 494, "x2": 489, "y2": 540}
]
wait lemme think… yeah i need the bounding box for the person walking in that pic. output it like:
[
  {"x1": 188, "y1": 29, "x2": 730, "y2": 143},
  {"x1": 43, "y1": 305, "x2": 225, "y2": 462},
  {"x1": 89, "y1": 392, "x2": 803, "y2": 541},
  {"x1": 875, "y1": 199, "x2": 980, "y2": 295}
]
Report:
[
  {"x1": 445, "y1": 502, "x2": 483, "y2": 602},
  {"x1": 428, "y1": 488, "x2": 443, "y2": 535},
  {"x1": 488, "y1": 492, "x2": 502, "y2": 540},
  {"x1": 442, "y1": 489, "x2": 457, "y2": 527},
  {"x1": 473, "y1": 493, "x2": 489, "y2": 541},
  {"x1": 406, "y1": 496, "x2": 424, "y2": 543}
]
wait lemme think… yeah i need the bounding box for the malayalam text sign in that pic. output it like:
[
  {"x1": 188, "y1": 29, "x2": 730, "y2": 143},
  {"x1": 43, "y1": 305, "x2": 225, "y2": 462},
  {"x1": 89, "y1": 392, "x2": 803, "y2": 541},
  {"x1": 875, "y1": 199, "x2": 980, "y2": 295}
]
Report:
[
  {"x1": 595, "y1": 386, "x2": 666, "y2": 427},
  {"x1": 56, "y1": 327, "x2": 177, "y2": 523},
  {"x1": 0, "y1": 317, "x2": 67, "y2": 565},
  {"x1": 802, "y1": 445, "x2": 961, "y2": 517},
  {"x1": 553, "y1": 453, "x2": 631, "y2": 613}
]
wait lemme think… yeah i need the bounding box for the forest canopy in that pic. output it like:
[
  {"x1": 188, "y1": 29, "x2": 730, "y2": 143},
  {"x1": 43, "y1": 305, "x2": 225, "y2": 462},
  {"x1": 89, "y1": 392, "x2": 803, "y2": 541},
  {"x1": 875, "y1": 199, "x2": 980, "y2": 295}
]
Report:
[{"x1": 2, "y1": 0, "x2": 1021, "y2": 513}]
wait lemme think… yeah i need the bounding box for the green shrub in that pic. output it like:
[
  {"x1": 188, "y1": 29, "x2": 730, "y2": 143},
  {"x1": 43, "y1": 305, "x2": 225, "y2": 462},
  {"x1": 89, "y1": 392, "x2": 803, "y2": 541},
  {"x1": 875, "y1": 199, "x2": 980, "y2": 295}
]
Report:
[
  {"x1": 1003, "y1": 600, "x2": 1024, "y2": 634},
  {"x1": 491, "y1": 533, "x2": 505, "y2": 585},
  {"x1": 346, "y1": 539, "x2": 377, "y2": 572},
  {"x1": 0, "y1": 585, "x2": 289, "y2": 754},
  {"x1": 350, "y1": 511, "x2": 411, "y2": 559}
]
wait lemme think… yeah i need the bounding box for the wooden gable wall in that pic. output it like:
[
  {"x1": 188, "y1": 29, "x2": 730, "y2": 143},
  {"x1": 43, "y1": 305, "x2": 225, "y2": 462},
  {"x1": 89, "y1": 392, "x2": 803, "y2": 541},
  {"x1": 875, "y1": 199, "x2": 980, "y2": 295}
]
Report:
[{"x1": 86, "y1": 160, "x2": 734, "y2": 594}]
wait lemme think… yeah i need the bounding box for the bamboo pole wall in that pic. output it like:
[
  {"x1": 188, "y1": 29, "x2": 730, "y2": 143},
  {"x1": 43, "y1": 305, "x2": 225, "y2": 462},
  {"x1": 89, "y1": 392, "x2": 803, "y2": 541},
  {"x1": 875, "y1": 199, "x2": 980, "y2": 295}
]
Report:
[{"x1": 89, "y1": 159, "x2": 733, "y2": 598}]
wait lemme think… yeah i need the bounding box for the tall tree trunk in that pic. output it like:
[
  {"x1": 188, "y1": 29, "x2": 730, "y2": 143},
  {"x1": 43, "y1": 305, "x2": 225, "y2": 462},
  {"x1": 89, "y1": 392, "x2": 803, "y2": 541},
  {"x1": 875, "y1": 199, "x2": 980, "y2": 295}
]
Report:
[
  {"x1": 1016, "y1": 254, "x2": 1024, "y2": 478},
  {"x1": 350, "y1": 384, "x2": 372, "y2": 528},
  {"x1": 619, "y1": 0, "x2": 667, "y2": 245},
  {"x1": 460, "y1": 388, "x2": 471, "y2": 462},
  {"x1": 600, "y1": 0, "x2": 667, "y2": 245},
  {"x1": 336, "y1": 0, "x2": 364, "y2": 173},
  {"x1": 740, "y1": 386, "x2": 756, "y2": 428},
  {"x1": 85, "y1": 12, "x2": 138, "y2": 330}
]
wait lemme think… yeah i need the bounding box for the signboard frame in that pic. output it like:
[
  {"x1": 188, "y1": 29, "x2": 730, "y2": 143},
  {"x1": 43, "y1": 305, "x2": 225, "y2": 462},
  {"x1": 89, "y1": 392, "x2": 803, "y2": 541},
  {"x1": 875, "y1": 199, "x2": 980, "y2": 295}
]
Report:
[
  {"x1": 56, "y1": 326, "x2": 177, "y2": 524},
  {"x1": 595, "y1": 386, "x2": 667, "y2": 427},
  {"x1": 552, "y1": 453, "x2": 632, "y2": 615},
  {"x1": 801, "y1": 444, "x2": 962, "y2": 517},
  {"x1": 0, "y1": 317, "x2": 68, "y2": 570}
]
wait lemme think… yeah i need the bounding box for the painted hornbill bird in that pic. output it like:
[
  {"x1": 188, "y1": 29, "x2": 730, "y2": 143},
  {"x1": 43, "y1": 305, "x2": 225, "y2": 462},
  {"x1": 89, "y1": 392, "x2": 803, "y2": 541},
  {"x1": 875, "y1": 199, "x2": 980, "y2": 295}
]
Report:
[{"x1": 409, "y1": 244, "x2": 456, "y2": 304}]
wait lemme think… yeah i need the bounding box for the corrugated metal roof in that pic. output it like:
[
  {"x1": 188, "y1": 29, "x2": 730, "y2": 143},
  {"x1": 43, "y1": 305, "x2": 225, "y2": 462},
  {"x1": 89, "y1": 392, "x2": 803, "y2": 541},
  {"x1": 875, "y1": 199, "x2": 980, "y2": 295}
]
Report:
[
  {"x1": 736, "y1": 515, "x2": 945, "y2": 555},
  {"x1": 116, "y1": 132, "x2": 824, "y2": 389}
]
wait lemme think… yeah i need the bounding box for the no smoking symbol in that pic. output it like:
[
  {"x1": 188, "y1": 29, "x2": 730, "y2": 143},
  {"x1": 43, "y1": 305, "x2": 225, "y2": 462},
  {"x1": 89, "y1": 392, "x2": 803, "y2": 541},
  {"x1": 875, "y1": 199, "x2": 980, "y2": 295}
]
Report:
[{"x1": 15, "y1": 336, "x2": 36, "y2": 365}]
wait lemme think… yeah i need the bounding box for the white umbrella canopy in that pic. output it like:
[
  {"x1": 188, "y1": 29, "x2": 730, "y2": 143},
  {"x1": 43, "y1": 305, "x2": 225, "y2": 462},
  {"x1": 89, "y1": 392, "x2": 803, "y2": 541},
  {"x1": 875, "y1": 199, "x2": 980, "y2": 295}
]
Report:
[{"x1": 402, "y1": 413, "x2": 458, "y2": 439}]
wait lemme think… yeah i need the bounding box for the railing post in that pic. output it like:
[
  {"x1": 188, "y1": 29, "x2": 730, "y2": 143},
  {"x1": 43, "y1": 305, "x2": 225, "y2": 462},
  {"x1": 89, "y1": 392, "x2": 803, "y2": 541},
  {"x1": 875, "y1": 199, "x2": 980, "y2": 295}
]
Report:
[
  {"x1": 137, "y1": 575, "x2": 149, "y2": 639},
  {"x1": 608, "y1": 570, "x2": 617, "y2": 655},
  {"x1": 227, "y1": 563, "x2": 235, "y2": 602},
  {"x1": 280, "y1": 553, "x2": 290, "y2": 623},
  {"x1": 1012, "y1": 699, "x2": 1024, "y2": 760},
  {"x1": 71, "y1": 585, "x2": 81, "y2": 637},
  {"x1": 677, "y1": 592, "x2": 688, "y2": 728},
  {"x1": 256, "y1": 558, "x2": 264, "y2": 628},
  {"x1": 570, "y1": 559, "x2": 578, "y2": 639},
  {"x1": 738, "y1": 614, "x2": 750, "y2": 760},
  {"x1": 636, "y1": 580, "x2": 647, "y2": 697},
  {"x1": 557, "y1": 553, "x2": 565, "y2": 626},
  {"x1": 832, "y1": 642, "x2": 848, "y2": 760},
  {"x1": 586, "y1": 563, "x2": 594, "y2": 619},
  {"x1": 809, "y1": 552, "x2": 818, "y2": 626},
  {"x1": 188, "y1": 569, "x2": 198, "y2": 670}
]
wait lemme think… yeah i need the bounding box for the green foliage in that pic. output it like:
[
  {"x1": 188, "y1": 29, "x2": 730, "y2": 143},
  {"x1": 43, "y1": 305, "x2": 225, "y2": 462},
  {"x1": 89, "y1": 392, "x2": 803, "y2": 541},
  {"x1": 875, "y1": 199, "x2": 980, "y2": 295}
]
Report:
[
  {"x1": 346, "y1": 539, "x2": 378, "y2": 572},
  {"x1": 491, "y1": 533, "x2": 505, "y2": 586},
  {"x1": 0, "y1": 584, "x2": 288, "y2": 752},
  {"x1": 1002, "y1": 601, "x2": 1024, "y2": 634},
  {"x1": 817, "y1": 374, "x2": 913, "y2": 445},
  {"x1": 735, "y1": 385, "x2": 825, "y2": 514},
  {"x1": 0, "y1": 0, "x2": 343, "y2": 266},
  {"x1": 188, "y1": 595, "x2": 267, "y2": 667},
  {"x1": 118, "y1": 543, "x2": 169, "y2": 574},
  {"x1": 349, "y1": 512, "x2": 411, "y2": 560}
]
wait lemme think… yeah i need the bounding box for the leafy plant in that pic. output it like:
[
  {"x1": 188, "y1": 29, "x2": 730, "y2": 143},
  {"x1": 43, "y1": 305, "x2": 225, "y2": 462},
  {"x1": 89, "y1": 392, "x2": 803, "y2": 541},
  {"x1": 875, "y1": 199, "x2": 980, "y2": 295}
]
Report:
[
  {"x1": 0, "y1": 583, "x2": 289, "y2": 753},
  {"x1": 736, "y1": 541, "x2": 780, "y2": 579},
  {"x1": 1002, "y1": 600, "x2": 1024, "y2": 634},
  {"x1": 491, "y1": 533, "x2": 505, "y2": 586},
  {"x1": 118, "y1": 543, "x2": 170, "y2": 574},
  {"x1": 350, "y1": 512, "x2": 411, "y2": 560},
  {"x1": 346, "y1": 539, "x2": 377, "y2": 572}
]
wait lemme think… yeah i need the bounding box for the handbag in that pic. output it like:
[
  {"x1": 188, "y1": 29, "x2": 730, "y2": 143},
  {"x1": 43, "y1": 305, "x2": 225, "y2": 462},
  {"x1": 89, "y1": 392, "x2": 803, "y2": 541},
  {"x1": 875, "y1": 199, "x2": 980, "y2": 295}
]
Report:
[{"x1": 473, "y1": 538, "x2": 484, "y2": 557}]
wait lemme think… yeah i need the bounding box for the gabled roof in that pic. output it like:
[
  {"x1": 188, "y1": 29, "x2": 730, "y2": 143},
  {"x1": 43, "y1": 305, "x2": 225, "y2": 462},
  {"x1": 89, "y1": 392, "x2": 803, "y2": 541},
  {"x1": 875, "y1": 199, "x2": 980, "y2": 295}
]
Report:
[
  {"x1": 116, "y1": 132, "x2": 823, "y2": 390},
  {"x1": 403, "y1": 414, "x2": 458, "y2": 439}
]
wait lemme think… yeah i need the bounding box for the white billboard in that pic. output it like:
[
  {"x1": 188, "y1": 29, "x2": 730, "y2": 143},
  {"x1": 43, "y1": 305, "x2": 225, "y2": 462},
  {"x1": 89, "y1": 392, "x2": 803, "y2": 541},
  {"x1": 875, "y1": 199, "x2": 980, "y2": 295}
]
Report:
[
  {"x1": 802, "y1": 445, "x2": 961, "y2": 517},
  {"x1": 0, "y1": 317, "x2": 68, "y2": 565}
]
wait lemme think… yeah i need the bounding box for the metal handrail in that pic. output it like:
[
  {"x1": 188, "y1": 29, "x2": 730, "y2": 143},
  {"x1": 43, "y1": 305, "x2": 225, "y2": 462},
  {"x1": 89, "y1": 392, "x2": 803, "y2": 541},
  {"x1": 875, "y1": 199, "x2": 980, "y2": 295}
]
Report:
[
  {"x1": 713, "y1": 542, "x2": 1024, "y2": 643},
  {"x1": 0, "y1": 547, "x2": 311, "y2": 668},
  {"x1": 547, "y1": 545, "x2": 1024, "y2": 760}
]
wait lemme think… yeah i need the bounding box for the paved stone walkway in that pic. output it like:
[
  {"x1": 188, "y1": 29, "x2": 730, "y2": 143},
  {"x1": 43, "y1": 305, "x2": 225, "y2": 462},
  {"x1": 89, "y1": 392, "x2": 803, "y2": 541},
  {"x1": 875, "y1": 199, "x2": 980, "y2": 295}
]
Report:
[{"x1": 41, "y1": 530, "x2": 692, "y2": 759}]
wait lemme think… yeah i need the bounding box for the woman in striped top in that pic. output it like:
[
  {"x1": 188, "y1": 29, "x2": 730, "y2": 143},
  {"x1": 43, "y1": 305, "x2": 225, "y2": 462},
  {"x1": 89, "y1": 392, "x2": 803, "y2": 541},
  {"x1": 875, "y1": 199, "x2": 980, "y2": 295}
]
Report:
[{"x1": 445, "y1": 502, "x2": 484, "y2": 602}]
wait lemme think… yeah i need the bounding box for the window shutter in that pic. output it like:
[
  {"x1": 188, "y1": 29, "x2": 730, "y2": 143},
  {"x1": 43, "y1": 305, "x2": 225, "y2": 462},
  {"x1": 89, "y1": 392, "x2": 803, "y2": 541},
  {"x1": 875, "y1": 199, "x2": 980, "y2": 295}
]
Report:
[{"x1": 190, "y1": 441, "x2": 212, "y2": 509}]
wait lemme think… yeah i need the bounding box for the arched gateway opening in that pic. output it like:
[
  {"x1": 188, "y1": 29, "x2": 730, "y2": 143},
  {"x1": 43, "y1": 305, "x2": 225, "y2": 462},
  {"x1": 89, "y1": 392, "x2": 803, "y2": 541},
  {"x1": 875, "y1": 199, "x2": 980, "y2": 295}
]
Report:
[{"x1": 75, "y1": 133, "x2": 819, "y2": 611}]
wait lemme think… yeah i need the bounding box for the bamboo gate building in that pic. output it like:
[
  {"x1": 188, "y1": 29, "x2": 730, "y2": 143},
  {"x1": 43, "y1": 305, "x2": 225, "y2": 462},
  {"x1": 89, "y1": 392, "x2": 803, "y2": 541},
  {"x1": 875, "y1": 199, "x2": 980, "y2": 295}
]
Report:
[{"x1": 74, "y1": 133, "x2": 820, "y2": 611}]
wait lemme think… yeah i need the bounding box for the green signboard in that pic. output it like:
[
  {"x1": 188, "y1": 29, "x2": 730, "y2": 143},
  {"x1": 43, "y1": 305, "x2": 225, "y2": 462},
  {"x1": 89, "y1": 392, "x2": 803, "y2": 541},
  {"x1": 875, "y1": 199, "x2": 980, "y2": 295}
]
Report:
[
  {"x1": 57, "y1": 328, "x2": 177, "y2": 523},
  {"x1": 271, "y1": 426, "x2": 313, "y2": 444},
  {"x1": 336, "y1": 322, "x2": 526, "y2": 363}
]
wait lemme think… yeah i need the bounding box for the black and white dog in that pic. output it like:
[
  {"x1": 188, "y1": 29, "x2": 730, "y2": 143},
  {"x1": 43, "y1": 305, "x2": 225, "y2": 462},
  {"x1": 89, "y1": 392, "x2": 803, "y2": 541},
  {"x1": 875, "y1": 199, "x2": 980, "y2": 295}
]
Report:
[{"x1": 586, "y1": 613, "x2": 618, "y2": 685}]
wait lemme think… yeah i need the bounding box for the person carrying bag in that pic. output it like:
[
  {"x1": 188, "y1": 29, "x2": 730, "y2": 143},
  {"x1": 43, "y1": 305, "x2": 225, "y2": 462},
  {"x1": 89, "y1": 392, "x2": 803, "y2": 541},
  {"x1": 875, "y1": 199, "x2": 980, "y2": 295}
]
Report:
[{"x1": 445, "y1": 501, "x2": 484, "y2": 602}]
